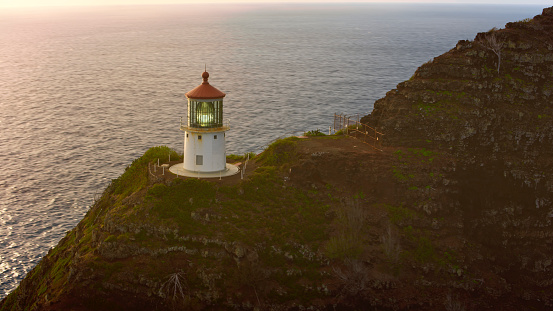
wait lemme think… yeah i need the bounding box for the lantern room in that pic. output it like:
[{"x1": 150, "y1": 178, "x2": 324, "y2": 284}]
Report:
[{"x1": 188, "y1": 99, "x2": 223, "y2": 128}]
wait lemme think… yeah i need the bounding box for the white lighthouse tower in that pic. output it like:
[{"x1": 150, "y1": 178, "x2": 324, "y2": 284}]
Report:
[{"x1": 171, "y1": 70, "x2": 238, "y2": 178}]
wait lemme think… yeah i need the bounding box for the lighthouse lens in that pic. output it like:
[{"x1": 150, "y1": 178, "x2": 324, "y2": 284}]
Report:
[
  {"x1": 189, "y1": 100, "x2": 222, "y2": 128},
  {"x1": 198, "y1": 101, "x2": 214, "y2": 127}
]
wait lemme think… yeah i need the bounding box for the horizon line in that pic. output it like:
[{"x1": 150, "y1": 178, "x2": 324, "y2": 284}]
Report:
[{"x1": 1, "y1": 1, "x2": 549, "y2": 9}]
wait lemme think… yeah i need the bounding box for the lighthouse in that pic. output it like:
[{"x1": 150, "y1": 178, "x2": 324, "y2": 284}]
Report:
[{"x1": 171, "y1": 70, "x2": 238, "y2": 178}]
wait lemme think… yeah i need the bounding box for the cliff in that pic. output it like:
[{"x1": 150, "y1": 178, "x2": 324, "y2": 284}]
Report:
[
  {"x1": 2, "y1": 7, "x2": 553, "y2": 311},
  {"x1": 361, "y1": 5, "x2": 553, "y2": 306}
]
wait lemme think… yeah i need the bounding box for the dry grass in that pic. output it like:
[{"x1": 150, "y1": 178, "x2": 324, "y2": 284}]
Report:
[
  {"x1": 332, "y1": 258, "x2": 369, "y2": 297},
  {"x1": 381, "y1": 224, "x2": 401, "y2": 264}
]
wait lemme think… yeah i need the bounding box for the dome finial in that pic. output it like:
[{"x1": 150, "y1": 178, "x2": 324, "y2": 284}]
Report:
[{"x1": 202, "y1": 65, "x2": 209, "y2": 84}]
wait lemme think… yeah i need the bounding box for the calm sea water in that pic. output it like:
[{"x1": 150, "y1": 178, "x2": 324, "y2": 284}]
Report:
[{"x1": 0, "y1": 3, "x2": 544, "y2": 298}]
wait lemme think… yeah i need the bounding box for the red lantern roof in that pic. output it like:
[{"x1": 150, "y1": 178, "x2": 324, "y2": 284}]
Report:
[{"x1": 185, "y1": 71, "x2": 226, "y2": 99}]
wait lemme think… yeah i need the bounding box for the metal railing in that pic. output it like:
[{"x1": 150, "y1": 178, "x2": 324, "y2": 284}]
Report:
[
  {"x1": 333, "y1": 113, "x2": 384, "y2": 151},
  {"x1": 180, "y1": 117, "x2": 230, "y2": 132}
]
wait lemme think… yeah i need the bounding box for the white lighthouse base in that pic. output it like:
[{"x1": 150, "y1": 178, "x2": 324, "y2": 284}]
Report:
[
  {"x1": 169, "y1": 163, "x2": 239, "y2": 179},
  {"x1": 183, "y1": 130, "x2": 228, "y2": 172}
]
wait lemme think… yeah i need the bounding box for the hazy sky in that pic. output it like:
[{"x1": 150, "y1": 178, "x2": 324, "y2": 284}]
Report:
[{"x1": 1, "y1": 0, "x2": 551, "y2": 8}]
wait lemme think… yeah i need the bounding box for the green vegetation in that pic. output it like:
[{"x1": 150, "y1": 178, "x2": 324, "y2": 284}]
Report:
[
  {"x1": 415, "y1": 89, "x2": 467, "y2": 118},
  {"x1": 392, "y1": 148, "x2": 438, "y2": 189},
  {"x1": 395, "y1": 224, "x2": 461, "y2": 270},
  {"x1": 412, "y1": 236, "x2": 435, "y2": 263},
  {"x1": 385, "y1": 147, "x2": 459, "y2": 269},
  {"x1": 112, "y1": 146, "x2": 181, "y2": 197},
  {"x1": 392, "y1": 166, "x2": 414, "y2": 181},
  {"x1": 226, "y1": 152, "x2": 256, "y2": 162},
  {"x1": 325, "y1": 233, "x2": 363, "y2": 259},
  {"x1": 130, "y1": 139, "x2": 330, "y2": 249},
  {"x1": 325, "y1": 199, "x2": 367, "y2": 259},
  {"x1": 304, "y1": 129, "x2": 326, "y2": 136},
  {"x1": 409, "y1": 148, "x2": 435, "y2": 162},
  {"x1": 483, "y1": 64, "x2": 494, "y2": 75},
  {"x1": 385, "y1": 204, "x2": 415, "y2": 225},
  {"x1": 148, "y1": 178, "x2": 216, "y2": 233},
  {"x1": 3, "y1": 135, "x2": 461, "y2": 309},
  {"x1": 516, "y1": 17, "x2": 532, "y2": 24},
  {"x1": 223, "y1": 168, "x2": 329, "y2": 245},
  {"x1": 257, "y1": 136, "x2": 299, "y2": 166},
  {"x1": 333, "y1": 124, "x2": 363, "y2": 136}
]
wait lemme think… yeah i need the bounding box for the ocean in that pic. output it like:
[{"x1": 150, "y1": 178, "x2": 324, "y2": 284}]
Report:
[{"x1": 0, "y1": 3, "x2": 545, "y2": 298}]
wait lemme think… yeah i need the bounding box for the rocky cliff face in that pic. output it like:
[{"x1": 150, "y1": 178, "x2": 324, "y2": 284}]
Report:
[
  {"x1": 362, "y1": 5, "x2": 553, "y2": 306},
  {"x1": 2, "y1": 7, "x2": 553, "y2": 311}
]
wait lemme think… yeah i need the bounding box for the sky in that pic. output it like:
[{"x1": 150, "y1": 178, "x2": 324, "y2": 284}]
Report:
[{"x1": 0, "y1": 0, "x2": 551, "y2": 8}]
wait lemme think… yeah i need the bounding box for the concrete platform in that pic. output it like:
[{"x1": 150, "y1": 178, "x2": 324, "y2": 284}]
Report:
[{"x1": 169, "y1": 163, "x2": 240, "y2": 179}]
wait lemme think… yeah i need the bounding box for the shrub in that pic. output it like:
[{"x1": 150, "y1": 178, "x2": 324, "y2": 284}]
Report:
[
  {"x1": 147, "y1": 183, "x2": 168, "y2": 198},
  {"x1": 304, "y1": 129, "x2": 326, "y2": 136},
  {"x1": 257, "y1": 137, "x2": 299, "y2": 166},
  {"x1": 227, "y1": 152, "x2": 257, "y2": 162},
  {"x1": 326, "y1": 198, "x2": 368, "y2": 259},
  {"x1": 112, "y1": 146, "x2": 180, "y2": 197},
  {"x1": 516, "y1": 17, "x2": 532, "y2": 24},
  {"x1": 385, "y1": 204, "x2": 414, "y2": 224},
  {"x1": 325, "y1": 233, "x2": 363, "y2": 259},
  {"x1": 414, "y1": 237, "x2": 435, "y2": 263}
]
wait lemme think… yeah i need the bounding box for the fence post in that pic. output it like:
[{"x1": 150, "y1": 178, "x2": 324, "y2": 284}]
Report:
[{"x1": 346, "y1": 117, "x2": 349, "y2": 135}]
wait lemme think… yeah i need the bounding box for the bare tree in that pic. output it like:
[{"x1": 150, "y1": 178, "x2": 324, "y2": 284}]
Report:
[
  {"x1": 332, "y1": 258, "x2": 369, "y2": 297},
  {"x1": 480, "y1": 32, "x2": 504, "y2": 74},
  {"x1": 159, "y1": 272, "x2": 189, "y2": 310},
  {"x1": 444, "y1": 292, "x2": 465, "y2": 311},
  {"x1": 381, "y1": 224, "x2": 401, "y2": 264}
]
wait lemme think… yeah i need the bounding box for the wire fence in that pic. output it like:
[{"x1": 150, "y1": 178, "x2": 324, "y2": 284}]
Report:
[{"x1": 333, "y1": 113, "x2": 384, "y2": 151}]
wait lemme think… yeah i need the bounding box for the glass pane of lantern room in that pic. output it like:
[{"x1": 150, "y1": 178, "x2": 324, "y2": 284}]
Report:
[
  {"x1": 197, "y1": 101, "x2": 214, "y2": 127},
  {"x1": 215, "y1": 100, "x2": 222, "y2": 126},
  {"x1": 188, "y1": 100, "x2": 193, "y2": 126}
]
